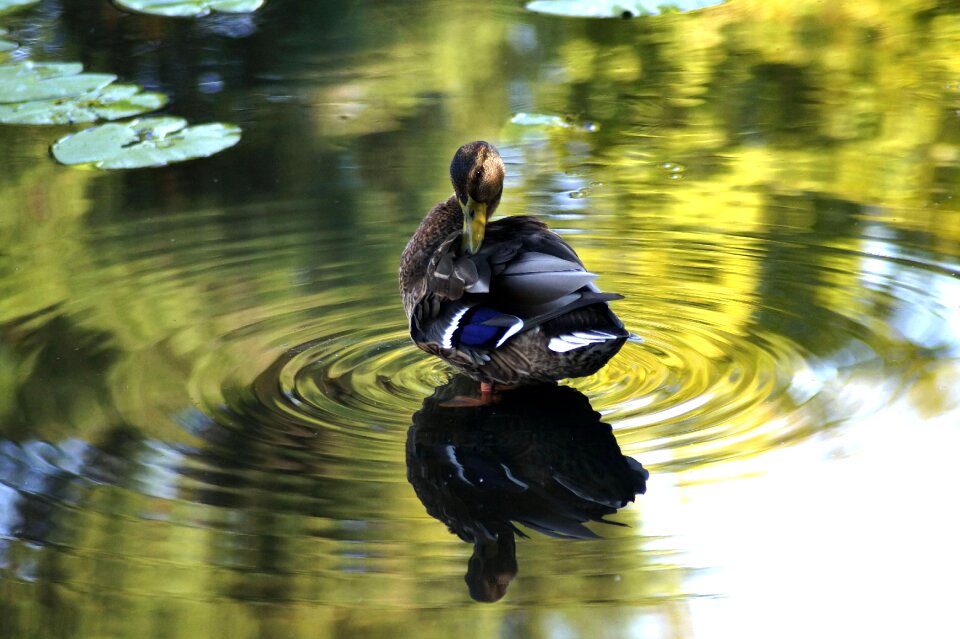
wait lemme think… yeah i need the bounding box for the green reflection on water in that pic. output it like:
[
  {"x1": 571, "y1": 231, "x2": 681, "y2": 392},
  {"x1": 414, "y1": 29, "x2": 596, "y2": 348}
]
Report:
[{"x1": 1, "y1": 0, "x2": 959, "y2": 637}]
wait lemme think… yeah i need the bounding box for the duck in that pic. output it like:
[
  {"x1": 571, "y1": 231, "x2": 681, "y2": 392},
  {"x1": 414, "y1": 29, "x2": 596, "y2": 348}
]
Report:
[{"x1": 399, "y1": 140, "x2": 630, "y2": 388}]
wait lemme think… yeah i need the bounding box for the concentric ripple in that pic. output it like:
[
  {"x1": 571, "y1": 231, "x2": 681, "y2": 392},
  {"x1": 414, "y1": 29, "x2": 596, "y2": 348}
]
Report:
[
  {"x1": 176, "y1": 212, "x2": 959, "y2": 479},
  {"x1": 589, "y1": 319, "x2": 817, "y2": 467},
  {"x1": 4, "y1": 199, "x2": 957, "y2": 543},
  {"x1": 198, "y1": 295, "x2": 821, "y2": 475},
  {"x1": 3, "y1": 180, "x2": 959, "y2": 624}
]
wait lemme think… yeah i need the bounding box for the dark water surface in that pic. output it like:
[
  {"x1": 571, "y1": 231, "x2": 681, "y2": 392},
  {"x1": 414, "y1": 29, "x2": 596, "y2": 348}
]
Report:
[{"x1": 2, "y1": 1, "x2": 959, "y2": 637}]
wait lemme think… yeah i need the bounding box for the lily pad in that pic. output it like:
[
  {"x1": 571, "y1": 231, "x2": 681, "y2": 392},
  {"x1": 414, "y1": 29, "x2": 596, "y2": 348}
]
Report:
[
  {"x1": 0, "y1": 83, "x2": 168, "y2": 124},
  {"x1": 0, "y1": 62, "x2": 116, "y2": 103},
  {"x1": 112, "y1": 0, "x2": 264, "y2": 18},
  {"x1": 525, "y1": 0, "x2": 722, "y2": 18},
  {"x1": 0, "y1": 0, "x2": 40, "y2": 15},
  {"x1": 51, "y1": 116, "x2": 241, "y2": 169}
]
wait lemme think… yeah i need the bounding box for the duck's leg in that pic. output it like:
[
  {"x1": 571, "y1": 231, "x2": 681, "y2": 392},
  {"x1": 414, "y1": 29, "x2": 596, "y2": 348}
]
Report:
[{"x1": 440, "y1": 380, "x2": 500, "y2": 408}]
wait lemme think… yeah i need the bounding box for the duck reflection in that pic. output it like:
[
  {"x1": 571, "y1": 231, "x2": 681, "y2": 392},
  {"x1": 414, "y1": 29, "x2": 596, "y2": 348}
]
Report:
[{"x1": 406, "y1": 376, "x2": 649, "y2": 602}]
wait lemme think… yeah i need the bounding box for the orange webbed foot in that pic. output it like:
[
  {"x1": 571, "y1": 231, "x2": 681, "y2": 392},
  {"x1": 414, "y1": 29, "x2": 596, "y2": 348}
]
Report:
[{"x1": 439, "y1": 381, "x2": 502, "y2": 407}]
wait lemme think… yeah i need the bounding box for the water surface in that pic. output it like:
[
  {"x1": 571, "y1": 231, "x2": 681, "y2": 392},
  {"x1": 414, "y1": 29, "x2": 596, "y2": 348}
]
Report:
[{"x1": 2, "y1": 1, "x2": 959, "y2": 637}]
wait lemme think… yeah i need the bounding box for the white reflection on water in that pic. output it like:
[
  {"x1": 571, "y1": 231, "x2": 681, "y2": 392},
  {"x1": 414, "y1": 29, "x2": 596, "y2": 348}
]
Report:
[
  {"x1": 136, "y1": 441, "x2": 187, "y2": 501},
  {"x1": 0, "y1": 483, "x2": 18, "y2": 551},
  {"x1": 658, "y1": 394, "x2": 960, "y2": 639},
  {"x1": 896, "y1": 274, "x2": 960, "y2": 353},
  {"x1": 861, "y1": 231, "x2": 960, "y2": 352},
  {"x1": 615, "y1": 393, "x2": 714, "y2": 431}
]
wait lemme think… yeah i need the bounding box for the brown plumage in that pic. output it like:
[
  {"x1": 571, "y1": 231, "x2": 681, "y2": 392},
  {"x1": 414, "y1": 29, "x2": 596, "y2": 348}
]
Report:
[{"x1": 399, "y1": 141, "x2": 630, "y2": 385}]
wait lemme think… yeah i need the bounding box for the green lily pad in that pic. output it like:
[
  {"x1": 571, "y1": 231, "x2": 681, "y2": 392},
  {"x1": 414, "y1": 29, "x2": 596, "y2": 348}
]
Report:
[
  {"x1": 112, "y1": 0, "x2": 264, "y2": 18},
  {"x1": 0, "y1": 83, "x2": 168, "y2": 124},
  {"x1": 51, "y1": 116, "x2": 242, "y2": 169},
  {"x1": 0, "y1": 0, "x2": 40, "y2": 15},
  {"x1": 0, "y1": 62, "x2": 116, "y2": 103},
  {"x1": 525, "y1": 0, "x2": 722, "y2": 18}
]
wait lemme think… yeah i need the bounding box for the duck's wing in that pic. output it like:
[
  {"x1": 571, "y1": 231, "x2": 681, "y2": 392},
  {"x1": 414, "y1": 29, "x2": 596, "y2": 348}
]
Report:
[{"x1": 411, "y1": 216, "x2": 622, "y2": 355}]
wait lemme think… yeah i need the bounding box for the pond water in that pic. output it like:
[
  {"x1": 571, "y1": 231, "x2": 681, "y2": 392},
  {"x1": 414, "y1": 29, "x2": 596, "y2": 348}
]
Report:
[{"x1": 2, "y1": 0, "x2": 959, "y2": 637}]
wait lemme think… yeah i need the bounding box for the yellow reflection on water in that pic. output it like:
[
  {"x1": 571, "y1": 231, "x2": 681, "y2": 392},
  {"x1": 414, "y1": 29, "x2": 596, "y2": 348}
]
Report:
[{"x1": 1, "y1": 0, "x2": 960, "y2": 637}]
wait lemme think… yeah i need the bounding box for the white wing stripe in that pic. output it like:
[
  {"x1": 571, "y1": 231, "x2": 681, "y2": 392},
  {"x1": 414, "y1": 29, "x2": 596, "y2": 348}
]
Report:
[
  {"x1": 548, "y1": 331, "x2": 619, "y2": 353},
  {"x1": 548, "y1": 337, "x2": 583, "y2": 352},
  {"x1": 494, "y1": 317, "x2": 524, "y2": 347},
  {"x1": 440, "y1": 305, "x2": 470, "y2": 349}
]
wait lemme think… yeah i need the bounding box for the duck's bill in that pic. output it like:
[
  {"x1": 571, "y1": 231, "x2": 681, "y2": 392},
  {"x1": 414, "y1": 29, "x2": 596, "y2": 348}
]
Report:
[{"x1": 461, "y1": 197, "x2": 487, "y2": 254}]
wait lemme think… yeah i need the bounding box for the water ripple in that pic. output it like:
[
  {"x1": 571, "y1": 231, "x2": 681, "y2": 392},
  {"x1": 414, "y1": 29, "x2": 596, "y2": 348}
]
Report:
[
  {"x1": 3, "y1": 198, "x2": 957, "y2": 613},
  {"x1": 147, "y1": 208, "x2": 958, "y2": 485}
]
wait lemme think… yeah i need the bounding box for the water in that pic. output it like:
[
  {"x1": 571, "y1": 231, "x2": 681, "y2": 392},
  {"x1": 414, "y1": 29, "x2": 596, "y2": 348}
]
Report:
[{"x1": 2, "y1": 1, "x2": 959, "y2": 637}]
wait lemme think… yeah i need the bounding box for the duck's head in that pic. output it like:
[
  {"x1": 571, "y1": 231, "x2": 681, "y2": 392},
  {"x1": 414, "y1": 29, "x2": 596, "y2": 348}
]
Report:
[{"x1": 450, "y1": 141, "x2": 505, "y2": 255}]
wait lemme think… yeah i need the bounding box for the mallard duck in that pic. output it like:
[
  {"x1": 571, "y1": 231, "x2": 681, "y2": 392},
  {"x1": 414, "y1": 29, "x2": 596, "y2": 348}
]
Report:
[{"x1": 400, "y1": 141, "x2": 630, "y2": 386}]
